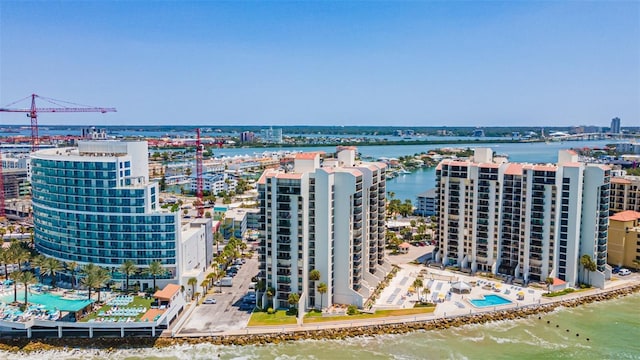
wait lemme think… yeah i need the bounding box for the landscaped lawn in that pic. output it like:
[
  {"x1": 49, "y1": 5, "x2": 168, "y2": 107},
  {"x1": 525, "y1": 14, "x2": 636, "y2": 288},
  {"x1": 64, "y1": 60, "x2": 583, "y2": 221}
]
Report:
[
  {"x1": 80, "y1": 295, "x2": 154, "y2": 322},
  {"x1": 303, "y1": 307, "x2": 435, "y2": 323},
  {"x1": 248, "y1": 310, "x2": 298, "y2": 326}
]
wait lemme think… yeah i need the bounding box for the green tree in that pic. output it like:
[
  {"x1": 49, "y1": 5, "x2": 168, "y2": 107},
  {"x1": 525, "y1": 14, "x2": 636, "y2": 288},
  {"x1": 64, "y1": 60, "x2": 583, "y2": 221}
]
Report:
[
  {"x1": 0, "y1": 248, "x2": 11, "y2": 280},
  {"x1": 317, "y1": 282, "x2": 328, "y2": 310},
  {"x1": 214, "y1": 232, "x2": 224, "y2": 255},
  {"x1": 188, "y1": 277, "x2": 198, "y2": 300},
  {"x1": 143, "y1": 260, "x2": 164, "y2": 291},
  {"x1": 200, "y1": 279, "x2": 208, "y2": 297},
  {"x1": 19, "y1": 271, "x2": 37, "y2": 306},
  {"x1": 41, "y1": 257, "x2": 64, "y2": 288},
  {"x1": 309, "y1": 269, "x2": 321, "y2": 306},
  {"x1": 66, "y1": 261, "x2": 78, "y2": 290},
  {"x1": 288, "y1": 293, "x2": 300, "y2": 310},
  {"x1": 413, "y1": 278, "x2": 424, "y2": 302},
  {"x1": 92, "y1": 267, "x2": 111, "y2": 303},
  {"x1": 586, "y1": 257, "x2": 597, "y2": 284},
  {"x1": 31, "y1": 255, "x2": 46, "y2": 283},
  {"x1": 159, "y1": 174, "x2": 167, "y2": 191},
  {"x1": 81, "y1": 264, "x2": 98, "y2": 300},
  {"x1": 266, "y1": 286, "x2": 275, "y2": 309},
  {"x1": 9, "y1": 242, "x2": 30, "y2": 270},
  {"x1": 120, "y1": 259, "x2": 138, "y2": 291},
  {"x1": 545, "y1": 277, "x2": 554, "y2": 294},
  {"x1": 10, "y1": 270, "x2": 21, "y2": 302}
]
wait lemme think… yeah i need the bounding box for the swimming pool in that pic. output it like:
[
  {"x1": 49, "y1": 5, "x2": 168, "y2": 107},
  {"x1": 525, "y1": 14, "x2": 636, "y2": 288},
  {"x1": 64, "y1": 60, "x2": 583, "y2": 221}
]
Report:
[
  {"x1": 469, "y1": 294, "x2": 513, "y2": 308},
  {"x1": 1, "y1": 292, "x2": 93, "y2": 312}
]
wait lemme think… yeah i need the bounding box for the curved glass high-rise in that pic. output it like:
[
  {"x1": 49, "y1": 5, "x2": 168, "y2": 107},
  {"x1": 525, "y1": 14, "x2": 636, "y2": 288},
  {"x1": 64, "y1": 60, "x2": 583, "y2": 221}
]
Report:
[{"x1": 31, "y1": 141, "x2": 181, "y2": 285}]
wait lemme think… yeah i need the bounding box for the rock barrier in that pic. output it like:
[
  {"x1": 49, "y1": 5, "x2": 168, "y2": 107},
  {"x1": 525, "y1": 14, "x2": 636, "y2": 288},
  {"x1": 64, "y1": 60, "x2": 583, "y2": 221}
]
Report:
[{"x1": 1, "y1": 284, "x2": 638, "y2": 353}]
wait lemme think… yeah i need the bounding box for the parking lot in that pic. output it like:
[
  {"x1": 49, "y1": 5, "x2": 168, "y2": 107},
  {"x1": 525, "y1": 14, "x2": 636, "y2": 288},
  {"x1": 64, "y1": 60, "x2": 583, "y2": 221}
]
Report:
[{"x1": 175, "y1": 254, "x2": 259, "y2": 335}]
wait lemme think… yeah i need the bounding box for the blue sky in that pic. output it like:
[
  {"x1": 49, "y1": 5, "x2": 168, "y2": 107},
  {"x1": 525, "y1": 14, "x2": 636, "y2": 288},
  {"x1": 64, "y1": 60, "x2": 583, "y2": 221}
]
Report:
[{"x1": 0, "y1": 1, "x2": 638, "y2": 127}]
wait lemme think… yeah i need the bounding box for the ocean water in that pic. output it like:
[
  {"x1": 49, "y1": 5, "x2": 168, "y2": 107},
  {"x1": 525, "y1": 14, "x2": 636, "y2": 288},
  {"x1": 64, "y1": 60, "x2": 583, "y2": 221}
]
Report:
[{"x1": 2, "y1": 293, "x2": 638, "y2": 359}]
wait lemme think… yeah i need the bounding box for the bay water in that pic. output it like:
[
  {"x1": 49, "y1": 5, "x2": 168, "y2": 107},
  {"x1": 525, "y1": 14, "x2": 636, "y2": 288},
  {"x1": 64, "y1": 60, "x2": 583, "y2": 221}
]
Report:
[{"x1": 1, "y1": 139, "x2": 630, "y2": 359}]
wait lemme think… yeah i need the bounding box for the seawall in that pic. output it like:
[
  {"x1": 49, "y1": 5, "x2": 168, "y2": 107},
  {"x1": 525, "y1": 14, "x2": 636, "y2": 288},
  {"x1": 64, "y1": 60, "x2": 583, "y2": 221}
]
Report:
[{"x1": 1, "y1": 284, "x2": 638, "y2": 353}]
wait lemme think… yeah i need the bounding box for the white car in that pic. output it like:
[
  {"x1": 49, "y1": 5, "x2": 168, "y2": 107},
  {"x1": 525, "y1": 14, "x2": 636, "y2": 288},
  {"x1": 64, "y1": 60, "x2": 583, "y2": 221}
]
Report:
[
  {"x1": 618, "y1": 269, "x2": 631, "y2": 276},
  {"x1": 203, "y1": 298, "x2": 217, "y2": 304}
]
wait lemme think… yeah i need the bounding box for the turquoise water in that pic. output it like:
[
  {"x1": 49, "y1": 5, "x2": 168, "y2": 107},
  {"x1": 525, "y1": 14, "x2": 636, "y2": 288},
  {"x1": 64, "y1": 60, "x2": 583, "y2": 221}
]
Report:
[
  {"x1": 0, "y1": 293, "x2": 636, "y2": 359},
  {"x1": 1, "y1": 292, "x2": 93, "y2": 312},
  {"x1": 469, "y1": 294, "x2": 513, "y2": 308}
]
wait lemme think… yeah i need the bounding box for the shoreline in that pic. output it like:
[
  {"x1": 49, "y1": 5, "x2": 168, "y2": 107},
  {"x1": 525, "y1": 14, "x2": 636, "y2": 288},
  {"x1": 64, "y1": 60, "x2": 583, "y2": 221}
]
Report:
[{"x1": 1, "y1": 283, "x2": 638, "y2": 353}]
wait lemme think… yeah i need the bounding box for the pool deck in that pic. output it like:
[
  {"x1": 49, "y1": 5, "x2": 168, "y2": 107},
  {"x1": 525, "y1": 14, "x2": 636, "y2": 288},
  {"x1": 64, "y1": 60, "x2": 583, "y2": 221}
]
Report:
[{"x1": 374, "y1": 262, "x2": 547, "y2": 318}]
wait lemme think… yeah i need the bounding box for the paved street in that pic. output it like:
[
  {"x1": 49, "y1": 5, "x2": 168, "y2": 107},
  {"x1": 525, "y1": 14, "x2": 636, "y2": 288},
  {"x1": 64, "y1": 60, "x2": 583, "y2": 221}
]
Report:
[{"x1": 176, "y1": 254, "x2": 259, "y2": 335}]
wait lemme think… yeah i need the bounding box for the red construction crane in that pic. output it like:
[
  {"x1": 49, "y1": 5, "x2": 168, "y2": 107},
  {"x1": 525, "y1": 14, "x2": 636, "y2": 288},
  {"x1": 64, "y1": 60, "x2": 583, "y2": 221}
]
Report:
[
  {"x1": 0, "y1": 94, "x2": 116, "y2": 151},
  {"x1": 196, "y1": 128, "x2": 204, "y2": 218}
]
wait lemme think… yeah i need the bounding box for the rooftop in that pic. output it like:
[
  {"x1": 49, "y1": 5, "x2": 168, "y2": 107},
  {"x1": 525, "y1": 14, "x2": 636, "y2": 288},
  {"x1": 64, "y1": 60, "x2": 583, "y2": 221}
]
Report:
[{"x1": 610, "y1": 210, "x2": 640, "y2": 222}]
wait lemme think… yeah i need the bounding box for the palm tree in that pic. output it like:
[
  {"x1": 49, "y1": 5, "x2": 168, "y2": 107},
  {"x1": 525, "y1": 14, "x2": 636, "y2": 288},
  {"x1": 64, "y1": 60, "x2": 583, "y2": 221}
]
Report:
[
  {"x1": 239, "y1": 242, "x2": 248, "y2": 257},
  {"x1": 213, "y1": 231, "x2": 224, "y2": 254},
  {"x1": 41, "y1": 257, "x2": 63, "y2": 288},
  {"x1": 317, "y1": 282, "x2": 328, "y2": 310},
  {"x1": 309, "y1": 269, "x2": 320, "y2": 307},
  {"x1": 266, "y1": 286, "x2": 275, "y2": 309},
  {"x1": 10, "y1": 242, "x2": 29, "y2": 270},
  {"x1": 0, "y1": 227, "x2": 6, "y2": 242},
  {"x1": 28, "y1": 228, "x2": 35, "y2": 248},
  {"x1": 81, "y1": 263, "x2": 98, "y2": 300},
  {"x1": 633, "y1": 258, "x2": 640, "y2": 271},
  {"x1": 188, "y1": 277, "x2": 198, "y2": 300},
  {"x1": 143, "y1": 260, "x2": 164, "y2": 291},
  {"x1": 66, "y1": 261, "x2": 78, "y2": 290},
  {"x1": 586, "y1": 258, "x2": 597, "y2": 285},
  {"x1": 120, "y1": 259, "x2": 138, "y2": 291},
  {"x1": 10, "y1": 270, "x2": 21, "y2": 302},
  {"x1": 309, "y1": 269, "x2": 320, "y2": 282},
  {"x1": 0, "y1": 248, "x2": 12, "y2": 280},
  {"x1": 206, "y1": 272, "x2": 216, "y2": 287},
  {"x1": 200, "y1": 279, "x2": 208, "y2": 297},
  {"x1": 580, "y1": 255, "x2": 591, "y2": 284},
  {"x1": 31, "y1": 255, "x2": 46, "y2": 283},
  {"x1": 91, "y1": 267, "x2": 111, "y2": 304},
  {"x1": 413, "y1": 278, "x2": 424, "y2": 302},
  {"x1": 545, "y1": 277, "x2": 554, "y2": 294},
  {"x1": 19, "y1": 271, "x2": 36, "y2": 306},
  {"x1": 288, "y1": 293, "x2": 300, "y2": 310}
]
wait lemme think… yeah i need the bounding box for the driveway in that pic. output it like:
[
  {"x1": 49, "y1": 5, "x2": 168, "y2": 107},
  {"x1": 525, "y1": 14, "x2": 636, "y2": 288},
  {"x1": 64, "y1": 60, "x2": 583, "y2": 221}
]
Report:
[{"x1": 176, "y1": 254, "x2": 259, "y2": 335}]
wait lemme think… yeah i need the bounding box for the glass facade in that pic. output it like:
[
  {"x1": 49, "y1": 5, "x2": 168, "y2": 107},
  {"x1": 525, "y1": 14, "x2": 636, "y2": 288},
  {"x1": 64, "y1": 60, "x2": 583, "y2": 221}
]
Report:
[{"x1": 31, "y1": 153, "x2": 179, "y2": 271}]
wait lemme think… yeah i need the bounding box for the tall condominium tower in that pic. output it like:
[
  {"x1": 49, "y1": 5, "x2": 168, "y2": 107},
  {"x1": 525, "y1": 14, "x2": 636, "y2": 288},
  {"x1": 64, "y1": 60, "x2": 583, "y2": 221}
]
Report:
[
  {"x1": 610, "y1": 117, "x2": 621, "y2": 134},
  {"x1": 31, "y1": 141, "x2": 212, "y2": 291},
  {"x1": 257, "y1": 148, "x2": 390, "y2": 309},
  {"x1": 435, "y1": 148, "x2": 611, "y2": 288}
]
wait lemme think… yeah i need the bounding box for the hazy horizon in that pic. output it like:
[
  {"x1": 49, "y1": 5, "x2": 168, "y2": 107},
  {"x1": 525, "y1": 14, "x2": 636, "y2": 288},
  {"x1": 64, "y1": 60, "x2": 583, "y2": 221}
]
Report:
[{"x1": 1, "y1": 1, "x2": 638, "y2": 127}]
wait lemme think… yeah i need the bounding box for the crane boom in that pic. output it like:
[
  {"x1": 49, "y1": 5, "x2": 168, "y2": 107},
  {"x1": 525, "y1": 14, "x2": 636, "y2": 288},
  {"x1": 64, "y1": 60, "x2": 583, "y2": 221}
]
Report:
[
  {"x1": 0, "y1": 93, "x2": 116, "y2": 151},
  {"x1": 0, "y1": 107, "x2": 116, "y2": 113}
]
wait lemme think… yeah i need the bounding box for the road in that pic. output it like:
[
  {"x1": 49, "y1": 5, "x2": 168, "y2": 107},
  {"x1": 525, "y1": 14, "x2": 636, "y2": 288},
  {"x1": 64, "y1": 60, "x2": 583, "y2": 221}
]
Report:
[{"x1": 175, "y1": 254, "x2": 259, "y2": 335}]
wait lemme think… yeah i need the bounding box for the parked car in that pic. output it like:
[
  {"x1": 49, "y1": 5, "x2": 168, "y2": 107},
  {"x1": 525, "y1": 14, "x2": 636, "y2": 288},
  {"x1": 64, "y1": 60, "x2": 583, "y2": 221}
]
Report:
[
  {"x1": 618, "y1": 268, "x2": 631, "y2": 276},
  {"x1": 203, "y1": 298, "x2": 217, "y2": 304}
]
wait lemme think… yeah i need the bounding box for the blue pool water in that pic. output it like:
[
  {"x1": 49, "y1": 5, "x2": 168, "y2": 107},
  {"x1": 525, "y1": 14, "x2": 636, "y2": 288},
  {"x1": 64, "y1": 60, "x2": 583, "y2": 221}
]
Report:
[
  {"x1": 469, "y1": 294, "x2": 513, "y2": 308},
  {"x1": 2, "y1": 292, "x2": 93, "y2": 312}
]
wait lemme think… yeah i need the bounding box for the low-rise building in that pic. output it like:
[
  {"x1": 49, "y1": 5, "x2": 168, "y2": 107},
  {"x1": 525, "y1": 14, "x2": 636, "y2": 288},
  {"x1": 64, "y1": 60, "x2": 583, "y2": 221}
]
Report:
[
  {"x1": 415, "y1": 188, "x2": 437, "y2": 216},
  {"x1": 608, "y1": 211, "x2": 640, "y2": 269},
  {"x1": 610, "y1": 175, "x2": 640, "y2": 214}
]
